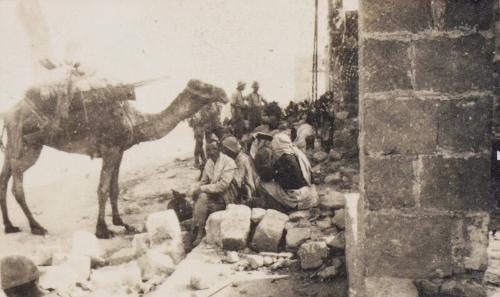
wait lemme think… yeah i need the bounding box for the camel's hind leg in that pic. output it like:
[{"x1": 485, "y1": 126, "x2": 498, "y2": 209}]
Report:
[
  {"x1": 11, "y1": 145, "x2": 46, "y2": 235},
  {"x1": 0, "y1": 159, "x2": 19, "y2": 233}
]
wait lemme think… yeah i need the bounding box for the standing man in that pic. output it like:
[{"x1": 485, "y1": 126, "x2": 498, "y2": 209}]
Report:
[
  {"x1": 247, "y1": 81, "x2": 267, "y2": 131},
  {"x1": 190, "y1": 142, "x2": 238, "y2": 246},
  {"x1": 230, "y1": 81, "x2": 247, "y2": 139}
]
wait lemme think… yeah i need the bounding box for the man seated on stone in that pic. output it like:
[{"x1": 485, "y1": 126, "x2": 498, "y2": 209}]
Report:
[
  {"x1": 221, "y1": 136, "x2": 260, "y2": 205},
  {"x1": 259, "y1": 132, "x2": 318, "y2": 213},
  {"x1": 189, "y1": 141, "x2": 238, "y2": 247}
]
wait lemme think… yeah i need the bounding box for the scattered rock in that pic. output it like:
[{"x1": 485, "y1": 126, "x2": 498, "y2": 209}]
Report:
[
  {"x1": 297, "y1": 241, "x2": 329, "y2": 269},
  {"x1": 251, "y1": 209, "x2": 289, "y2": 252},
  {"x1": 71, "y1": 231, "x2": 103, "y2": 261},
  {"x1": 223, "y1": 251, "x2": 240, "y2": 264},
  {"x1": 190, "y1": 273, "x2": 210, "y2": 290},
  {"x1": 318, "y1": 266, "x2": 338, "y2": 279},
  {"x1": 289, "y1": 210, "x2": 310, "y2": 222},
  {"x1": 251, "y1": 208, "x2": 267, "y2": 224},
  {"x1": 52, "y1": 252, "x2": 69, "y2": 266},
  {"x1": 324, "y1": 232, "x2": 345, "y2": 250},
  {"x1": 91, "y1": 262, "x2": 142, "y2": 290},
  {"x1": 32, "y1": 247, "x2": 58, "y2": 266},
  {"x1": 319, "y1": 191, "x2": 345, "y2": 209},
  {"x1": 220, "y1": 204, "x2": 252, "y2": 250},
  {"x1": 263, "y1": 256, "x2": 274, "y2": 266},
  {"x1": 108, "y1": 248, "x2": 137, "y2": 266},
  {"x1": 65, "y1": 254, "x2": 91, "y2": 283},
  {"x1": 324, "y1": 173, "x2": 342, "y2": 185},
  {"x1": 152, "y1": 238, "x2": 185, "y2": 264},
  {"x1": 138, "y1": 250, "x2": 176, "y2": 281},
  {"x1": 313, "y1": 151, "x2": 329, "y2": 163},
  {"x1": 316, "y1": 218, "x2": 333, "y2": 230},
  {"x1": 286, "y1": 227, "x2": 311, "y2": 250},
  {"x1": 39, "y1": 266, "x2": 78, "y2": 291},
  {"x1": 132, "y1": 233, "x2": 151, "y2": 256},
  {"x1": 146, "y1": 210, "x2": 182, "y2": 244},
  {"x1": 332, "y1": 209, "x2": 346, "y2": 229},
  {"x1": 205, "y1": 211, "x2": 227, "y2": 246},
  {"x1": 247, "y1": 255, "x2": 265, "y2": 269},
  {"x1": 328, "y1": 150, "x2": 342, "y2": 161}
]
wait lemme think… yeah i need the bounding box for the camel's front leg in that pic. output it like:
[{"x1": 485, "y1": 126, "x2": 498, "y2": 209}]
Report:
[
  {"x1": 96, "y1": 148, "x2": 122, "y2": 239},
  {"x1": 109, "y1": 151, "x2": 136, "y2": 234}
]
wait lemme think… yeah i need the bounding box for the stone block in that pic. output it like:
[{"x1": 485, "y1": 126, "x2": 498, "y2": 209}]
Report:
[
  {"x1": 332, "y1": 209, "x2": 346, "y2": 229},
  {"x1": 65, "y1": 254, "x2": 91, "y2": 283},
  {"x1": 205, "y1": 210, "x2": 226, "y2": 246},
  {"x1": 364, "y1": 212, "x2": 453, "y2": 278},
  {"x1": 313, "y1": 151, "x2": 329, "y2": 163},
  {"x1": 439, "y1": 0, "x2": 494, "y2": 31},
  {"x1": 324, "y1": 172, "x2": 342, "y2": 184},
  {"x1": 107, "y1": 248, "x2": 137, "y2": 266},
  {"x1": 286, "y1": 227, "x2": 311, "y2": 250},
  {"x1": 360, "y1": 0, "x2": 432, "y2": 33},
  {"x1": 318, "y1": 266, "x2": 339, "y2": 280},
  {"x1": 319, "y1": 191, "x2": 345, "y2": 209},
  {"x1": 71, "y1": 231, "x2": 102, "y2": 261},
  {"x1": 364, "y1": 156, "x2": 416, "y2": 210},
  {"x1": 251, "y1": 208, "x2": 266, "y2": 224},
  {"x1": 360, "y1": 39, "x2": 412, "y2": 93},
  {"x1": 363, "y1": 99, "x2": 438, "y2": 154},
  {"x1": 152, "y1": 238, "x2": 185, "y2": 264},
  {"x1": 365, "y1": 277, "x2": 419, "y2": 297},
  {"x1": 297, "y1": 241, "x2": 329, "y2": 270},
  {"x1": 132, "y1": 233, "x2": 151, "y2": 256},
  {"x1": 317, "y1": 218, "x2": 333, "y2": 229},
  {"x1": 440, "y1": 279, "x2": 486, "y2": 297},
  {"x1": 437, "y1": 97, "x2": 492, "y2": 152},
  {"x1": 247, "y1": 255, "x2": 265, "y2": 269},
  {"x1": 223, "y1": 251, "x2": 239, "y2": 264},
  {"x1": 91, "y1": 262, "x2": 142, "y2": 290},
  {"x1": 39, "y1": 266, "x2": 78, "y2": 292},
  {"x1": 324, "y1": 232, "x2": 346, "y2": 250},
  {"x1": 420, "y1": 157, "x2": 490, "y2": 211},
  {"x1": 414, "y1": 35, "x2": 494, "y2": 93},
  {"x1": 146, "y1": 210, "x2": 182, "y2": 244},
  {"x1": 220, "y1": 204, "x2": 252, "y2": 250},
  {"x1": 251, "y1": 209, "x2": 289, "y2": 252},
  {"x1": 138, "y1": 250, "x2": 175, "y2": 281}
]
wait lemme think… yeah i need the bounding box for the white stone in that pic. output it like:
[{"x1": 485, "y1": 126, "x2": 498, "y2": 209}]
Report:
[
  {"x1": 65, "y1": 254, "x2": 91, "y2": 283},
  {"x1": 286, "y1": 227, "x2": 311, "y2": 249},
  {"x1": 251, "y1": 209, "x2": 289, "y2": 252},
  {"x1": 297, "y1": 241, "x2": 329, "y2": 270},
  {"x1": 324, "y1": 173, "x2": 342, "y2": 185},
  {"x1": 71, "y1": 231, "x2": 102, "y2": 260},
  {"x1": 31, "y1": 246, "x2": 58, "y2": 266},
  {"x1": 39, "y1": 266, "x2": 78, "y2": 291},
  {"x1": 107, "y1": 247, "x2": 137, "y2": 266},
  {"x1": 132, "y1": 233, "x2": 151, "y2": 256},
  {"x1": 205, "y1": 211, "x2": 227, "y2": 246},
  {"x1": 220, "y1": 204, "x2": 252, "y2": 250},
  {"x1": 251, "y1": 208, "x2": 267, "y2": 224},
  {"x1": 146, "y1": 210, "x2": 182, "y2": 244},
  {"x1": 152, "y1": 238, "x2": 185, "y2": 264},
  {"x1": 224, "y1": 251, "x2": 240, "y2": 264},
  {"x1": 138, "y1": 250, "x2": 176, "y2": 281},
  {"x1": 289, "y1": 210, "x2": 310, "y2": 222},
  {"x1": 91, "y1": 262, "x2": 142, "y2": 290},
  {"x1": 332, "y1": 209, "x2": 346, "y2": 229},
  {"x1": 246, "y1": 255, "x2": 265, "y2": 269},
  {"x1": 263, "y1": 256, "x2": 274, "y2": 266}
]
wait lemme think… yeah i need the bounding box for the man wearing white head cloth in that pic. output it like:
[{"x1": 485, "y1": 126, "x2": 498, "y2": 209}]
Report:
[{"x1": 259, "y1": 132, "x2": 318, "y2": 212}]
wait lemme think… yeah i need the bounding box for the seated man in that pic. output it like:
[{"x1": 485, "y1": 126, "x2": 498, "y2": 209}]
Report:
[
  {"x1": 253, "y1": 132, "x2": 274, "y2": 183},
  {"x1": 259, "y1": 132, "x2": 318, "y2": 213},
  {"x1": 190, "y1": 142, "x2": 238, "y2": 247},
  {"x1": 221, "y1": 136, "x2": 260, "y2": 205}
]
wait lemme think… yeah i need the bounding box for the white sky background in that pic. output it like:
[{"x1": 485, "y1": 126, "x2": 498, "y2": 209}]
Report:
[{"x1": 0, "y1": 0, "x2": 357, "y2": 187}]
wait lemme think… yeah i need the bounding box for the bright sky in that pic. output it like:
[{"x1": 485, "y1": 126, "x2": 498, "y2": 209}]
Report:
[{"x1": 0, "y1": 0, "x2": 357, "y2": 187}]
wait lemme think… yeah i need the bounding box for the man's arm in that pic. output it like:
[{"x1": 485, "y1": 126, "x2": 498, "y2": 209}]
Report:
[{"x1": 200, "y1": 167, "x2": 236, "y2": 194}]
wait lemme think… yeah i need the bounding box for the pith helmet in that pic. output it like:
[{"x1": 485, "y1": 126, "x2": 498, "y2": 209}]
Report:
[
  {"x1": 1, "y1": 255, "x2": 41, "y2": 290},
  {"x1": 237, "y1": 81, "x2": 246, "y2": 88}
]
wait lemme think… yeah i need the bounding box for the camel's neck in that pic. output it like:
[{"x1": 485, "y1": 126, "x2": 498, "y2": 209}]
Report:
[{"x1": 132, "y1": 89, "x2": 206, "y2": 144}]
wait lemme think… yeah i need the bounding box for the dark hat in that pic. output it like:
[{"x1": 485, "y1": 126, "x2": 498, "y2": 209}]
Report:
[{"x1": 255, "y1": 132, "x2": 273, "y2": 141}]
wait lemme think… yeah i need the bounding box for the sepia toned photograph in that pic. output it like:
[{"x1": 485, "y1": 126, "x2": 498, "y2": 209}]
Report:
[{"x1": 0, "y1": 0, "x2": 497, "y2": 296}]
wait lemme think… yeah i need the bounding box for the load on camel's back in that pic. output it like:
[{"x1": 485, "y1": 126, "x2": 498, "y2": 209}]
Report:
[{"x1": 0, "y1": 60, "x2": 228, "y2": 239}]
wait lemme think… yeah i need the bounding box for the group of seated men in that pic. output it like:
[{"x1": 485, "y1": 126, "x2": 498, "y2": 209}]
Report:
[{"x1": 186, "y1": 126, "x2": 318, "y2": 247}]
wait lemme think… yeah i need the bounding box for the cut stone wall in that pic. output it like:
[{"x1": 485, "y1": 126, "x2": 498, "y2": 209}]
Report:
[{"x1": 354, "y1": 0, "x2": 494, "y2": 296}]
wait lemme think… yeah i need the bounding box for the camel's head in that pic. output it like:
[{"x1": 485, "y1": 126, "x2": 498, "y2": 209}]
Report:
[{"x1": 186, "y1": 80, "x2": 229, "y2": 105}]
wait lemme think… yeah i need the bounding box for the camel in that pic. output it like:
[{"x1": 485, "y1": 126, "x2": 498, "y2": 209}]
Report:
[{"x1": 0, "y1": 79, "x2": 228, "y2": 238}]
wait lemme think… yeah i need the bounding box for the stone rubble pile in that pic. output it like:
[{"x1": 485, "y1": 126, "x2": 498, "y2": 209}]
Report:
[
  {"x1": 28, "y1": 209, "x2": 187, "y2": 296},
  {"x1": 203, "y1": 190, "x2": 349, "y2": 281}
]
